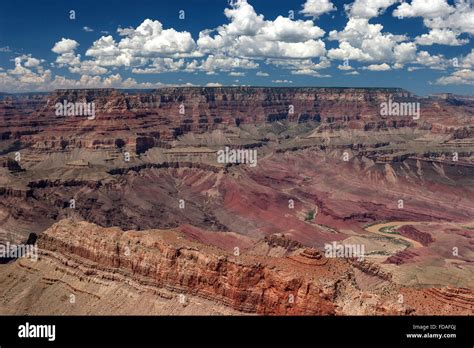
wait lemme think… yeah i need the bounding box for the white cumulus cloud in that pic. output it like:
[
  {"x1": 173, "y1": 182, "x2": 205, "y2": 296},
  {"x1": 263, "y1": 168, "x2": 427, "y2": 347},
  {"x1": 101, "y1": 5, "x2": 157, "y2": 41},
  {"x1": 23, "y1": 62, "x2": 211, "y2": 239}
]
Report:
[
  {"x1": 366, "y1": 63, "x2": 391, "y2": 71},
  {"x1": 197, "y1": 0, "x2": 326, "y2": 59},
  {"x1": 300, "y1": 0, "x2": 336, "y2": 18},
  {"x1": 436, "y1": 69, "x2": 474, "y2": 85},
  {"x1": 52, "y1": 38, "x2": 79, "y2": 54}
]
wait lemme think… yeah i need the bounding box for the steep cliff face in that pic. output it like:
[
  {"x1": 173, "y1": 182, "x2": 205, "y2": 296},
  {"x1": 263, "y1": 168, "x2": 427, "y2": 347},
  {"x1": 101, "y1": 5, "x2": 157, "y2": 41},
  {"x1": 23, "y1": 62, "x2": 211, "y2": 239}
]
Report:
[
  {"x1": 37, "y1": 219, "x2": 341, "y2": 315},
  {"x1": 1, "y1": 87, "x2": 471, "y2": 156},
  {"x1": 0, "y1": 87, "x2": 426, "y2": 151}
]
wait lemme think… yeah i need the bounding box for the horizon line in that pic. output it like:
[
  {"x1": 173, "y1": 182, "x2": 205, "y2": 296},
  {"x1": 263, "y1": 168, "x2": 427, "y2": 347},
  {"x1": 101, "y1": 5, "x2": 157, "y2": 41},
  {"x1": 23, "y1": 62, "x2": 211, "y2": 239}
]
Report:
[{"x1": 0, "y1": 87, "x2": 472, "y2": 97}]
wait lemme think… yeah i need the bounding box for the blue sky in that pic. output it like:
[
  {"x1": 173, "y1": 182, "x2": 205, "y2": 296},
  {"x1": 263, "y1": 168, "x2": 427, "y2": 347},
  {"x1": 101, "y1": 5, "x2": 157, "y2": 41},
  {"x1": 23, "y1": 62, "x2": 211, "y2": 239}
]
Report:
[{"x1": 0, "y1": 0, "x2": 473, "y2": 95}]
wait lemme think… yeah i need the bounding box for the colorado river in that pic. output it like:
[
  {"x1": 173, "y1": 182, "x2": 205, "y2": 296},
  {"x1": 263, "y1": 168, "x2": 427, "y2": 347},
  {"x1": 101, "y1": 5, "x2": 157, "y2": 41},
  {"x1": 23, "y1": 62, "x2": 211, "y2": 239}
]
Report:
[{"x1": 364, "y1": 221, "x2": 424, "y2": 248}]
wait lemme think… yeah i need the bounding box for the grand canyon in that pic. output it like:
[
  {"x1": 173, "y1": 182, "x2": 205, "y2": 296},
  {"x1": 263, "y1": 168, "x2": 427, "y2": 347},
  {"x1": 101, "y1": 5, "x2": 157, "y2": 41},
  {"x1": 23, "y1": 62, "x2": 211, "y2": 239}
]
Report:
[{"x1": 0, "y1": 87, "x2": 472, "y2": 315}]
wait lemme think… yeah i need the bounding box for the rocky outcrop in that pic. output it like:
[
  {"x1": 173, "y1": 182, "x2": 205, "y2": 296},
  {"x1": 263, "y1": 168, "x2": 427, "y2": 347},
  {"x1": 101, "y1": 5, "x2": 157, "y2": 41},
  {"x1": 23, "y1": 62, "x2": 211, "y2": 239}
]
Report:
[
  {"x1": 0, "y1": 157, "x2": 23, "y2": 172},
  {"x1": 384, "y1": 250, "x2": 419, "y2": 265},
  {"x1": 453, "y1": 127, "x2": 474, "y2": 139},
  {"x1": 263, "y1": 234, "x2": 303, "y2": 252},
  {"x1": 424, "y1": 287, "x2": 474, "y2": 311},
  {"x1": 350, "y1": 260, "x2": 392, "y2": 282},
  {"x1": 37, "y1": 219, "x2": 338, "y2": 315},
  {"x1": 396, "y1": 225, "x2": 433, "y2": 246}
]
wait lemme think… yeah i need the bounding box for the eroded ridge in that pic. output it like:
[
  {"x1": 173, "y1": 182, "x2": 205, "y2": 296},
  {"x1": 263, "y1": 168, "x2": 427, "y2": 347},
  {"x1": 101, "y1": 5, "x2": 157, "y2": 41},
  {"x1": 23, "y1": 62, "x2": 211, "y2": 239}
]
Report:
[{"x1": 0, "y1": 219, "x2": 472, "y2": 315}]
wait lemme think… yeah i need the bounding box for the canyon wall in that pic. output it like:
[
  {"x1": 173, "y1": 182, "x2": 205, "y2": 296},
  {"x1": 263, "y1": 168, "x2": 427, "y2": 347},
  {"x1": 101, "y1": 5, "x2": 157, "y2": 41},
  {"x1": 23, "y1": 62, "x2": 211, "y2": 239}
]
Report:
[{"x1": 0, "y1": 87, "x2": 432, "y2": 153}]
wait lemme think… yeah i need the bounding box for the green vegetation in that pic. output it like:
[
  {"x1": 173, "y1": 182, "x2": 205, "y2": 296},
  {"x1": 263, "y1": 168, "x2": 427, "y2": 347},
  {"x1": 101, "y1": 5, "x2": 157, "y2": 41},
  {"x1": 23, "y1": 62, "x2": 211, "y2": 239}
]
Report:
[
  {"x1": 305, "y1": 209, "x2": 315, "y2": 221},
  {"x1": 363, "y1": 221, "x2": 387, "y2": 229},
  {"x1": 366, "y1": 251, "x2": 391, "y2": 256},
  {"x1": 380, "y1": 225, "x2": 399, "y2": 234}
]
